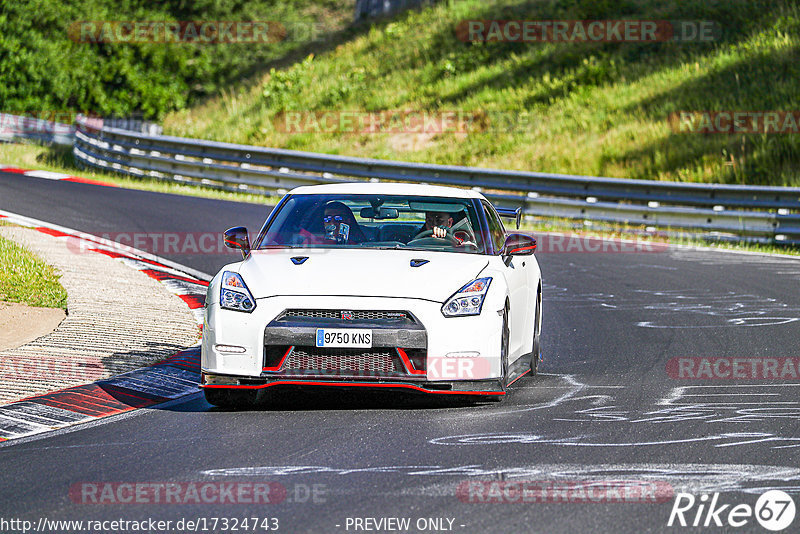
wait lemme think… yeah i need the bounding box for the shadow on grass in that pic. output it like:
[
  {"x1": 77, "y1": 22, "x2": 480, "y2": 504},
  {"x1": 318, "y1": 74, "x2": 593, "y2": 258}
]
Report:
[
  {"x1": 33, "y1": 144, "x2": 76, "y2": 170},
  {"x1": 390, "y1": 0, "x2": 774, "y2": 110},
  {"x1": 611, "y1": 44, "x2": 800, "y2": 185}
]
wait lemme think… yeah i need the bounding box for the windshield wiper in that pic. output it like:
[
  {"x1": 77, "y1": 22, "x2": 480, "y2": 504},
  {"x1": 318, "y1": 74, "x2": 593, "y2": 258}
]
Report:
[{"x1": 370, "y1": 244, "x2": 407, "y2": 250}]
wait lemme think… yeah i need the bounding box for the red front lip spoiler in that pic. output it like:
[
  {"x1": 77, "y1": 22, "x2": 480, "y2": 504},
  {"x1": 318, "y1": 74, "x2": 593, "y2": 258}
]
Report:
[{"x1": 200, "y1": 378, "x2": 505, "y2": 396}]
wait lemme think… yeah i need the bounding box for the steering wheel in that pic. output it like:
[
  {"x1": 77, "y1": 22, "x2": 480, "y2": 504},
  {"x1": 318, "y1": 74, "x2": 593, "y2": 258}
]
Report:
[{"x1": 407, "y1": 229, "x2": 462, "y2": 247}]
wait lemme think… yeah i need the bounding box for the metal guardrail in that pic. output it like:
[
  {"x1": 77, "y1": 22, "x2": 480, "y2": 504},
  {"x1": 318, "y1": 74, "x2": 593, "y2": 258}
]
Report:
[
  {"x1": 71, "y1": 115, "x2": 800, "y2": 244},
  {"x1": 95, "y1": 117, "x2": 163, "y2": 136}
]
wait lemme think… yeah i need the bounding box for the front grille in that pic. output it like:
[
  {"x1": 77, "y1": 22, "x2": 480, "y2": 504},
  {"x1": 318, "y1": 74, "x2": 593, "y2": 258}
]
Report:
[
  {"x1": 403, "y1": 348, "x2": 427, "y2": 373},
  {"x1": 282, "y1": 309, "x2": 410, "y2": 321},
  {"x1": 284, "y1": 347, "x2": 399, "y2": 375}
]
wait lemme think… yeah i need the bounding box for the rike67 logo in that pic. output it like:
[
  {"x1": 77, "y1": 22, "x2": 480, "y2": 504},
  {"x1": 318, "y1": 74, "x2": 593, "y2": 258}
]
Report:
[{"x1": 668, "y1": 490, "x2": 796, "y2": 531}]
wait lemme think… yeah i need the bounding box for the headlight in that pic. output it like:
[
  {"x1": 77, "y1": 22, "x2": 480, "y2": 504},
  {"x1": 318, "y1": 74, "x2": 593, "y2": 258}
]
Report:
[
  {"x1": 220, "y1": 271, "x2": 256, "y2": 312},
  {"x1": 441, "y1": 277, "x2": 492, "y2": 317}
]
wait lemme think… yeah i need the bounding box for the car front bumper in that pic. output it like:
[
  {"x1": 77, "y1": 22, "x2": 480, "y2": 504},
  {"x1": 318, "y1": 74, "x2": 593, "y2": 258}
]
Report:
[{"x1": 202, "y1": 294, "x2": 505, "y2": 385}]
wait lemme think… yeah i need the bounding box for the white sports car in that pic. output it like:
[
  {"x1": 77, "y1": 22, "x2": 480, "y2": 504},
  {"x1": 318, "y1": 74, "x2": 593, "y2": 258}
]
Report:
[{"x1": 201, "y1": 183, "x2": 542, "y2": 407}]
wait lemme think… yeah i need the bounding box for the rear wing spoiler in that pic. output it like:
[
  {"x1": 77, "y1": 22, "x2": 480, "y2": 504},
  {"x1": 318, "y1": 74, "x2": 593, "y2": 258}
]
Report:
[{"x1": 495, "y1": 207, "x2": 522, "y2": 229}]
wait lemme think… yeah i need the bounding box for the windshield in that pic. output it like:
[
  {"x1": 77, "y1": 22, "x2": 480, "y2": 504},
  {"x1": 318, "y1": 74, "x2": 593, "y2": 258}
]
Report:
[{"x1": 256, "y1": 194, "x2": 487, "y2": 254}]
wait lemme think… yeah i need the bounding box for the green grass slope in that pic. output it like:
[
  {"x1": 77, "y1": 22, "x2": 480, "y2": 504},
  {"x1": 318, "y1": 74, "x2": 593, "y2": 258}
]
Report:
[{"x1": 164, "y1": 0, "x2": 800, "y2": 186}]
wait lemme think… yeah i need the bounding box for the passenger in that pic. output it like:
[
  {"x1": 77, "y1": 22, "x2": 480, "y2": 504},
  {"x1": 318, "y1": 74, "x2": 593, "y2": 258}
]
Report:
[{"x1": 321, "y1": 201, "x2": 367, "y2": 244}]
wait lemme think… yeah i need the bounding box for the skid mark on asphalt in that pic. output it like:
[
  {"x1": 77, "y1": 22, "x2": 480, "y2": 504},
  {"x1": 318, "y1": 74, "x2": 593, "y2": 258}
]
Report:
[
  {"x1": 547, "y1": 286, "x2": 800, "y2": 328},
  {"x1": 486, "y1": 374, "x2": 586, "y2": 416},
  {"x1": 535, "y1": 383, "x2": 800, "y2": 425},
  {"x1": 671, "y1": 249, "x2": 800, "y2": 275},
  {"x1": 465, "y1": 374, "x2": 800, "y2": 450},
  {"x1": 668, "y1": 249, "x2": 800, "y2": 282},
  {"x1": 200, "y1": 463, "x2": 800, "y2": 495},
  {"x1": 481, "y1": 373, "x2": 624, "y2": 418},
  {"x1": 642, "y1": 383, "x2": 800, "y2": 424},
  {"x1": 428, "y1": 430, "x2": 800, "y2": 449}
]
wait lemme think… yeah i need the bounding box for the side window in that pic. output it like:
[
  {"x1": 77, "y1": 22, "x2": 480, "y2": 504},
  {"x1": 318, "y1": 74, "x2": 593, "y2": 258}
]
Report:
[{"x1": 481, "y1": 201, "x2": 506, "y2": 253}]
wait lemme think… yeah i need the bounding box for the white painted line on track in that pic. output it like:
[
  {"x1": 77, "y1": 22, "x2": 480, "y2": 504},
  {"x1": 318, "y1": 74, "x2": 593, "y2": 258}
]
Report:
[{"x1": 22, "y1": 170, "x2": 71, "y2": 180}]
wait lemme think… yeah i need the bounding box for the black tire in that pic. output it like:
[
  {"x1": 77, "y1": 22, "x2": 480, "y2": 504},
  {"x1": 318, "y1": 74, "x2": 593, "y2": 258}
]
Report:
[
  {"x1": 530, "y1": 290, "x2": 542, "y2": 376},
  {"x1": 488, "y1": 306, "x2": 510, "y2": 403},
  {"x1": 501, "y1": 306, "x2": 510, "y2": 386},
  {"x1": 204, "y1": 388, "x2": 260, "y2": 409}
]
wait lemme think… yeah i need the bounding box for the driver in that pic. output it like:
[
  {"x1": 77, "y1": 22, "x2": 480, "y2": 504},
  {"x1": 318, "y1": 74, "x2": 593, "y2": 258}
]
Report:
[
  {"x1": 417, "y1": 211, "x2": 454, "y2": 239},
  {"x1": 413, "y1": 210, "x2": 477, "y2": 248}
]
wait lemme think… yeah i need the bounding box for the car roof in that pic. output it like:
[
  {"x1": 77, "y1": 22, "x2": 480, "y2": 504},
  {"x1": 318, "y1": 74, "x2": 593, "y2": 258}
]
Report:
[{"x1": 288, "y1": 182, "x2": 487, "y2": 199}]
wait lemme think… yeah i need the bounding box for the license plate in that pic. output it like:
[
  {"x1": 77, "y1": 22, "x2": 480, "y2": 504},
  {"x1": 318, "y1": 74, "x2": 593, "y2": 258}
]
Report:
[{"x1": 315, "y1": 329, "x2": 372, "y2": 348}]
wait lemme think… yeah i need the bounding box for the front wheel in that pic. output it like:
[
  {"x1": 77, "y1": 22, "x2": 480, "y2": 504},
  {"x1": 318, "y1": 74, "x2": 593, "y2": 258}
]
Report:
[
  {"x1": 530, "y1": 290, "x2": 542, "y2": 376},
  {"x1": 488, "y1": 306, "x2": 510, "y2": 403},
  {"x1": 204, "y1": 388, "x2": 260, "y2": 409}
]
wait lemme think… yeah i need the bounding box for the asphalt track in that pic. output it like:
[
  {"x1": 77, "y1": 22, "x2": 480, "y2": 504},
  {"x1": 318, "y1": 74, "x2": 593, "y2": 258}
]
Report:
[{"x1": 1, "y1": 170, "x2": 800, "y2": 533}]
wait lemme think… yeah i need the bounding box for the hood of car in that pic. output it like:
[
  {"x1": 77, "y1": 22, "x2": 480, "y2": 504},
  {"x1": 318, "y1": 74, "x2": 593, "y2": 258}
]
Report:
[{"x1": 237, "y1": 248, "x2": 489, "y2": 302}]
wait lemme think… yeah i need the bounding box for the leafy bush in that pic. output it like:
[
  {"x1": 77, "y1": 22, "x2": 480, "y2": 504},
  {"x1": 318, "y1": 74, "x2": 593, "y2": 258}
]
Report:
[
  {"x1": 262, "y1": 54, "x2": 315, "y2": 111},
  {"x1": 0, "y1": 0, "x2": 351, "y2": 119}
]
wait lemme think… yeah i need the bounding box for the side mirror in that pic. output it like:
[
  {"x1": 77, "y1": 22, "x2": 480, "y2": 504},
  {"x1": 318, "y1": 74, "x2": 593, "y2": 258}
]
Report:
[
  {"x1": 224, "y1": 226, "x2": 250, "y2": 258},
  {"x1": 502, "y1": 233, "x2": 536, "y2": 256}
]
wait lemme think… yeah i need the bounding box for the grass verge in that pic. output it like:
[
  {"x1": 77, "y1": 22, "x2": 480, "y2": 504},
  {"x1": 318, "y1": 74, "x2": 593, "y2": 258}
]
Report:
[{"x1": 0, "y1": 229, "x2": 68, "y2": 309}]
